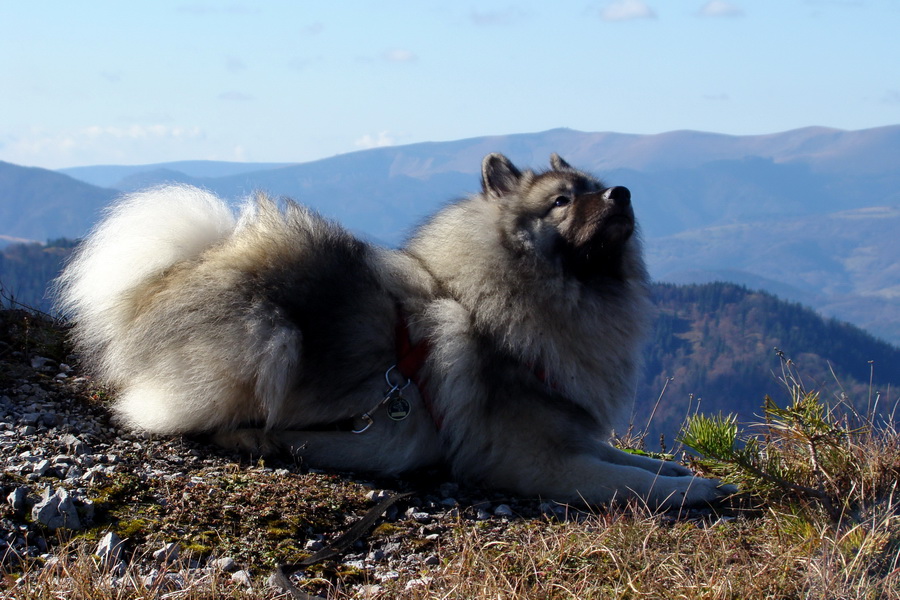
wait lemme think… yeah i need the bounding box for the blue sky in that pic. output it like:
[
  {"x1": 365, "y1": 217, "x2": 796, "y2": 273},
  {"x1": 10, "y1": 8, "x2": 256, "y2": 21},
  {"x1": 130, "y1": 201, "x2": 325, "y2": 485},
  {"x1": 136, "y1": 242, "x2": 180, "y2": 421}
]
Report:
[{"x1": 1, "y1": 0, "x2": 898, "y2": 169}]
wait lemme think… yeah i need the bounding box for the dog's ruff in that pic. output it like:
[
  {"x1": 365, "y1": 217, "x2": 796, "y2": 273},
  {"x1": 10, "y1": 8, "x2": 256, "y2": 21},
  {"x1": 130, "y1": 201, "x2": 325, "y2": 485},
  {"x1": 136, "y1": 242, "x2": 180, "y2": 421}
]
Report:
[{"x1": 55, "y1": 154, "x2": 733, "y2": 510}]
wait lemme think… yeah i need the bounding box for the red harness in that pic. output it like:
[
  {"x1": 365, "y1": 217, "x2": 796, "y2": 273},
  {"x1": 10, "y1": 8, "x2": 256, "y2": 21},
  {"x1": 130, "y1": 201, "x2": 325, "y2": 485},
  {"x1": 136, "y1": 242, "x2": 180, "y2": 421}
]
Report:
[{"x1": 393, "y1": 311, "x2": 443, "y2": 430}]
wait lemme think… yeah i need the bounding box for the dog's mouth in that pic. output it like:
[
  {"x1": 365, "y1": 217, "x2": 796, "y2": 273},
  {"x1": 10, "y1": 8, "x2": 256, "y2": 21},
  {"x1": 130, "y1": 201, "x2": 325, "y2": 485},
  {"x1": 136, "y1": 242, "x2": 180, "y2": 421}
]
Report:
[
  {"x1": 596, "y1": 210, "x2": 635, "y2": 245},
  {"x1": 558, "y1": 187, "x2": 635, "y2": 280}
]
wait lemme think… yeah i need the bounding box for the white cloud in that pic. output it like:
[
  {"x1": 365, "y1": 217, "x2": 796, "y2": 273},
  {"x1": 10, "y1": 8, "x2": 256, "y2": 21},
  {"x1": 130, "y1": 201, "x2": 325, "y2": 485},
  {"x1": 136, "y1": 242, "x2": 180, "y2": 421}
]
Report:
[
  {"x1": 231, "y1": 144, "x2": 249, "y2": 161},
  {"x1": 469, "y1": 7, "x2": 527, "y2": 26},
  {"x1": 354, "y1": 131, "x2": 395, "y2": 149},
  {"x1": 382, "y1": 49, "x2": 417, "y2": 63},
  {"x1": 82, "y1": 124, "x2": 203, "y2": 140},
  {"x1": 696, "y1": 1, "x2": 744, "y2": 17},
  {"x1": 2, "y1": 124, "x2": 207, "y2": 168},
  {"x1": 600, "y1": 0, "x2": 657, "y2": 21}
]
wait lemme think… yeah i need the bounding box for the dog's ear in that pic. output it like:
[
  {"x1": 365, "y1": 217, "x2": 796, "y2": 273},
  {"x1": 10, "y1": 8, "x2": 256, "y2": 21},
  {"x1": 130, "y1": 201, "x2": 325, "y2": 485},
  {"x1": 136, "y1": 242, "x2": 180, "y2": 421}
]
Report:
[
  {"x1": 482, "y1": 153, "x2": 522, "y2": 198},
  {"x1": 550, "y1": 153, "x2": 572, "y2": 171}
]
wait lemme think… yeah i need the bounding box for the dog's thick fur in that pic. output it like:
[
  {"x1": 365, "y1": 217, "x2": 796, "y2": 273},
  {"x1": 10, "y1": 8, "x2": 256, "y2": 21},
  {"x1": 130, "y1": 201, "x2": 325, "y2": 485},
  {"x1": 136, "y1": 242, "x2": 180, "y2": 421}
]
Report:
[{"x1": 56, "y1": 154, "x2": 729, "y2": 509}]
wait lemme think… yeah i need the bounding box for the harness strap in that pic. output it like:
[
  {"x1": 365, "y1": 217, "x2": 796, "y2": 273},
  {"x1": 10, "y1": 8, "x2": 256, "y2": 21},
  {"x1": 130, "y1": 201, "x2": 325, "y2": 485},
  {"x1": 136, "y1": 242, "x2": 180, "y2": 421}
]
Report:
[{"x1": 394, "y1": 309, "x2": 443, "y2": 430}]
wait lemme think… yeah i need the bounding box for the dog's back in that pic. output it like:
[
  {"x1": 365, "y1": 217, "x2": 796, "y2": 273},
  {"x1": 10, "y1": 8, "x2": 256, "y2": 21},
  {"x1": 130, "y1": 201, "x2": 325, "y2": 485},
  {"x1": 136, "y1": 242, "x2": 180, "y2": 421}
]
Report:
[{"x1": 55, "y1": 188, "x2": 410, "y2": 434}]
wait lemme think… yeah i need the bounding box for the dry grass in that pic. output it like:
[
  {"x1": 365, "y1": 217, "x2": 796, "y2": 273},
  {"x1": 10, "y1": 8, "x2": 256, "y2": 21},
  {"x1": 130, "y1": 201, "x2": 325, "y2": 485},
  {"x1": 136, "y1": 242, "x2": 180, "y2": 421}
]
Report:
[
  {"x1": 424, "y1": 502, "x2": 898, "y2": 600},
  {"x1": 6, "y1": 494, "x2": 899, "y2": 600}
]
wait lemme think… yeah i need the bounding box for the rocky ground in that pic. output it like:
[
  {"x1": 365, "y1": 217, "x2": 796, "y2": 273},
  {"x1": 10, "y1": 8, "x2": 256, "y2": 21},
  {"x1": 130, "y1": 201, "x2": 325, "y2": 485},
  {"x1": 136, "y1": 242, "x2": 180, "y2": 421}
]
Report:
[{"x1": 1, "y1": 308, "x2": 729, "y2": 599}]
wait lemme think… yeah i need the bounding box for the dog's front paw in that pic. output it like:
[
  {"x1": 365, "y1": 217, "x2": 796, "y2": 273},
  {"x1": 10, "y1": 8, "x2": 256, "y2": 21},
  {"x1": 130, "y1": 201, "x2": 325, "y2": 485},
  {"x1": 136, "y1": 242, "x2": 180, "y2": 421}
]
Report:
[
  {"x1": 684, "y1": 476, "x2": 737, "y2": 506},
  {"x1": 655, "y1": 460, "x2": 694, "y2": 478},
  {"x1": 657, "y1": 476, "x2": 737, "y2": 510},
  {"x1": 211, "y1": 429, "x2": 283, "y2": 455}
]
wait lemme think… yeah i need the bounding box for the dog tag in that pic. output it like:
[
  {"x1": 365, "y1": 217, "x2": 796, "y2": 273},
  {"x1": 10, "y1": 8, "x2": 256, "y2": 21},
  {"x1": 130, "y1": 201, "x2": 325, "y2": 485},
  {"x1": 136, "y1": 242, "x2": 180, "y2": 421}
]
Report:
[{"x1": 386, "y1": 390, "x2": 411, "y2": 421}]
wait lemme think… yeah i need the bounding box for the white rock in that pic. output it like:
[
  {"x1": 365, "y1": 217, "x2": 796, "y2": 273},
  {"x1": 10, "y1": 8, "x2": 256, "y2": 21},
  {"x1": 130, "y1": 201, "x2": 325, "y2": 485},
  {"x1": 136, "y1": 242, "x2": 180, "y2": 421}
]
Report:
[
  {"x1": 6, "y1": 487, "x2": 28, "y2": 512},
  {"x1": 404, "y1": 576, "x2": 432, "y2": 591},
  {"x1": 213, "y1": 556, "x2": 238, "y2": 572},
  {"x1": 364, "y1": 489, "x2": 391, "y2": 502},
  {"x1": 355, "y1": 583, "x2": 383, "y2": 598},
  {"x1": 96, "y1": 531, "x2": 126, "y2": 567},
  {"x1": 304, "y1": 538, "x2": 324, "y2": 551},
  {"x1": 231, "y1": 569, "x2": 253, "y2": 587},
  {"x1": 31, "y1": 458, "x2": 53, "y2": 477},
  {"x1": 153, "y1": 542, "x2": 180, "y2": 563},
  {"x1": 32, "y1": 487, "x2": 81, "y2": 530}
]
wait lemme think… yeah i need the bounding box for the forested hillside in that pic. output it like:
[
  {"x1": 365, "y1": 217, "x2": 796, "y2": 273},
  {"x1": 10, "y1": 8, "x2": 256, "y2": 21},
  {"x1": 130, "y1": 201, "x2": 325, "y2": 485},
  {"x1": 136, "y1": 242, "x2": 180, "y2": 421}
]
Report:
[
  {"x1": 635, "y1": 282, "x2": 900, "y2": 444},
  {"x1": 0, "y1": 239, "x2": 75, "y2": 311}
]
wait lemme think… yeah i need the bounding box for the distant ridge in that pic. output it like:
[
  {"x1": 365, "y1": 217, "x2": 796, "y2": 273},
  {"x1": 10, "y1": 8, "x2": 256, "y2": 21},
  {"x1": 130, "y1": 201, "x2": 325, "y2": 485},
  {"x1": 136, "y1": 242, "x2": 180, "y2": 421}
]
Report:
[
  {"x1": 1, "y1": 125, "x2": 899, "y2": 343},
  {"x1": 59, "y1": 160, "x2": 297, "y2": 188},
  {"x1": 0, "y1": 161, "x2": 117, "y2": 244}
]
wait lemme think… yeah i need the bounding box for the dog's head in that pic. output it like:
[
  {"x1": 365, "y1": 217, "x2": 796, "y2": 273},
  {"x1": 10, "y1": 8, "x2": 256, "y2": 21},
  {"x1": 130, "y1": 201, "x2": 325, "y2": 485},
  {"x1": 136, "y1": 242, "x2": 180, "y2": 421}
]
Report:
[{"x1": 482, "y1": 153, "x2": 639, "y2": 282}]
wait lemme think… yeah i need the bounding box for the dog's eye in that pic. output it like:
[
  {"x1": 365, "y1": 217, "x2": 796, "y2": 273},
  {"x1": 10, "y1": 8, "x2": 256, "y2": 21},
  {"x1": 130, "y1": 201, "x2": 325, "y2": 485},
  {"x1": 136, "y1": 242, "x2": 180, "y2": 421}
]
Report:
[{"x1": 552, "y1": 195, "x2": 571, "y2": 208}]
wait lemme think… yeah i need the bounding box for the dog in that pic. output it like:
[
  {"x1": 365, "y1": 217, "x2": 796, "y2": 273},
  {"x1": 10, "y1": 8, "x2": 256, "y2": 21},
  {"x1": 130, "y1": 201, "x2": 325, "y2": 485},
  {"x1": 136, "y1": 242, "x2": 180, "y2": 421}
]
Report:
[{"x1": 56, "y1": 153, "x2": 731, "y2": 509}]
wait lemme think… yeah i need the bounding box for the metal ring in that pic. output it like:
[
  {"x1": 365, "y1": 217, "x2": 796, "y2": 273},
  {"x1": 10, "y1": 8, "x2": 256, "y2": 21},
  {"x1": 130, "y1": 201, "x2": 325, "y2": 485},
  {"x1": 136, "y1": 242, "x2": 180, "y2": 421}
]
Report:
[{"x1": 384, "y1": 364, "x2": 411, "y2": 390}]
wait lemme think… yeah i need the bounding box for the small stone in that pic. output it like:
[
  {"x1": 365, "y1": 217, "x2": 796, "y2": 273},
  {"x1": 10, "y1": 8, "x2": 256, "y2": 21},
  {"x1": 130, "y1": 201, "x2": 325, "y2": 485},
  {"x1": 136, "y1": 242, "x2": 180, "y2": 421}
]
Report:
[
  {"x1": 42, "y1": 556, "x2": 63, "y2": 575},
  {"x1": 96, "y1": 531, "x2": 126, "y2": 567},
  {"x1": 6, "y1": 487, "x2": 28, "y2": 512},
  {"x1": 409, "y1": 511, "x2": 431, "y2": 523},
  {"x1": 64, "y1": 465, "x2": 84, "y2": 480},
  {"x1": 231, "y1": 569, "x2": 252, "y2": 587},
  {"x1": 424, "y1": 554, "x2": 440, "y2": 566},
  {"x1": 60, "y1": 433, "x2": 89, "y2": 455},
  {"x1": 32, "y1": 488, "x2": 81, "y2": 530},
  {"x1": 213, "y1": 556, "x2": 239, "y2": 572},
  {"x1": 153, "y1": 542, "x2": 180, "y2": 563},
  {"x1": 79, "y1": 498, "x2": 95, "y2": 525},
  {"x1": 356, "y1": 583, "x2": 383, "y2": 598},
  {"x1": 493, "y1": 504, "x2": 514, "y2": 518},
  {"x1": 40, "y1": 413, "x2": 62, "y2": 428},
  {"x1": 365, "y1": 489, "x2": 391, "y2": 502},
  {"x1": 304, "y1": 539, "x2": 324, "y2": 552},
  {"x1": 404, "y1": 576, "x2": 432, "y2": 591},
  {"x1": 30, "y1": 356, "x2": 52, "y2": 370},
  {"x1": 475, "y1": 508, "x2": 492, "y2": 521}
]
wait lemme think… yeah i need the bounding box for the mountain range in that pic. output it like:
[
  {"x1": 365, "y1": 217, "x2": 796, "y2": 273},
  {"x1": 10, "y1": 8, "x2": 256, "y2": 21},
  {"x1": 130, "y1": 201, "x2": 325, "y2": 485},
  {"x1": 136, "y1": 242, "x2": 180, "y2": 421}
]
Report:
[{"x1": 1, "y1": 125, "x2": 899, "y2": 345}]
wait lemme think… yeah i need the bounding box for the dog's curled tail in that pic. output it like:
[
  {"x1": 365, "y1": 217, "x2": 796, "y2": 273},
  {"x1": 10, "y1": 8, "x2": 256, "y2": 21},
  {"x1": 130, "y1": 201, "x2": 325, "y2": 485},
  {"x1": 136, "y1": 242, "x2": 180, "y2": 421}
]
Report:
[{"x1": 55, "y1": 185, "x2": 236, "y2": 365}]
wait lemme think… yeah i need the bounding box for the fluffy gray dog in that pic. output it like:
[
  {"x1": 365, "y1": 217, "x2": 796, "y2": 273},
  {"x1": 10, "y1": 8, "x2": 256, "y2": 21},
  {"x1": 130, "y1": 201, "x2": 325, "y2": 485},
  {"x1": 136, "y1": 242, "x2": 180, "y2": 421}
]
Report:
[{"x1": 56, "y1": 153, "x2": 730, "y2": 509}]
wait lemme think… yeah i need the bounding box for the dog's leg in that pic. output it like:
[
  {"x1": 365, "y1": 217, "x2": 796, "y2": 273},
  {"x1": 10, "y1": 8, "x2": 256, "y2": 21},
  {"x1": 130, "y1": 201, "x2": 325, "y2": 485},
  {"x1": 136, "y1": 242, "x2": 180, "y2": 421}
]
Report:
[
  {"x1": 212, "y1": 409, "x2": 442, "y2": 476},
  {"x1": 592, "y1": 442, "x2": 694, "y2": 477},
  {"x1": 519, "y1": 453, "x2": 732, "y2": 510}
]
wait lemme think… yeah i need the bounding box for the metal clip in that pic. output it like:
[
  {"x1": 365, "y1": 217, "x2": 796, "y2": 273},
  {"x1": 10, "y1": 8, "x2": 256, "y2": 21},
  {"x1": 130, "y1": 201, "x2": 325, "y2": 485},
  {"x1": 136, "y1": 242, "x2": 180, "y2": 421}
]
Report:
[
  {"x1": 352, "y1": 365, "x2": 413, "y2": 434},
  {"x1": 352, "y1": 412, "x2": 375, "y2": 434}
]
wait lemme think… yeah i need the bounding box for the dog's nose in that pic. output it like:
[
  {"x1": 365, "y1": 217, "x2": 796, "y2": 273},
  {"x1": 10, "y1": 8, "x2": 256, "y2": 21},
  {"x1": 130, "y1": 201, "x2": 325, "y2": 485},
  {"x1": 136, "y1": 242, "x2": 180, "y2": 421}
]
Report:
[{"x1": 603, "y1": 186, "x2": 631, "y2": 208}]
